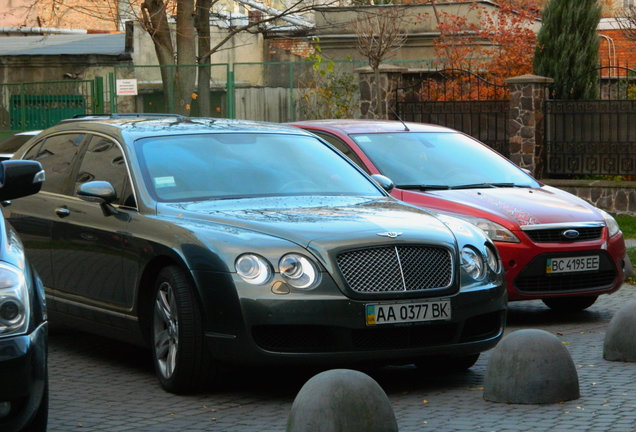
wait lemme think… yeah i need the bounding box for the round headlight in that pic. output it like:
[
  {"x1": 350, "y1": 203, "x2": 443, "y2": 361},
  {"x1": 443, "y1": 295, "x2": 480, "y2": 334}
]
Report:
[
  {"x1": 279, "y1": 254, "x2": 320, "y2": 289},
  {"x1": 485, "y1": 244, "x2": 499, "y2": 273},
  {"x1": 461, "y1": 247, "x2": 485, "y2": 280},
  {"x1": 0, "y1": 299, "x2": 22, "y2": 324},
  {"x1": 235, "y1": 254, "x2": 272, "y2": 285},
  {"x1": 0, "y1": 263, "x2": 29, "y2": 336}
]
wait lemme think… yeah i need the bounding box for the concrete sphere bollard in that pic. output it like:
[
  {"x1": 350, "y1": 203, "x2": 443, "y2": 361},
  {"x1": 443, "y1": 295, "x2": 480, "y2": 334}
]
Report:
[
  {"x1": 286, "y1": 369, "x2": 398, "y2": 432},
  {"x1": 483, "y1": 329, "x2": 580, "y2": 404},
  {"x1": 604, "y1": 300, "x2": 636, "y2": 362}
]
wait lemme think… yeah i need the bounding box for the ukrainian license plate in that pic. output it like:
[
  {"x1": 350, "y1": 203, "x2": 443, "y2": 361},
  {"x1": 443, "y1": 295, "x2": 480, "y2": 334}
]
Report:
[
  {"x1": 365, "y1": 300, "x2": 451, "y2": 326},
  {"x1": 546, "y1": 256, "x2": 600, "y2": 274}
]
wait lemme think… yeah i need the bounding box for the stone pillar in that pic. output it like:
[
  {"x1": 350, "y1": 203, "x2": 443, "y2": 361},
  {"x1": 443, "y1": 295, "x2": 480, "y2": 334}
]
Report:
[
  {"x1": 356, "y1": 64, "x2": 407, "y2": 120},
  {"x1": 504, "y1": 74, "x2": 554, "y2": 178}
]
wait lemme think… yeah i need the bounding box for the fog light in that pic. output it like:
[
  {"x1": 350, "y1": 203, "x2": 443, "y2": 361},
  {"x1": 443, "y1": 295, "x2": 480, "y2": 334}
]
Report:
[
  {"x1": 0, "y1": 300, "x2": 19, "y2": 321},
  {"x1": 0, "y1": 401, "x2": 10, "y2": 418}
]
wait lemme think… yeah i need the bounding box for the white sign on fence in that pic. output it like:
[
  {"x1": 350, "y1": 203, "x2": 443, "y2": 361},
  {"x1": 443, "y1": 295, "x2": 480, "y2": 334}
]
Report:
[{"x1": 116, "y1": 79, "x2": 138, "y2": 96}]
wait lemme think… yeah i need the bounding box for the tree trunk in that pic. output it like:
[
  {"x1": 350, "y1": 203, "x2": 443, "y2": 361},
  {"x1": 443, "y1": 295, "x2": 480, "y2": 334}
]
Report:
[
  {"x1": 174, "y1": 0, "x2": 197, "y2": 115},
  {"x1": 141, "y1": 0, "x2": 176, "y2": 111},
  {"x1": 195, "y1": 0, "x2": 212, "y2": 117},
  {"x1": 373, "y1": 66, "x2": 383, "y2": 119}
]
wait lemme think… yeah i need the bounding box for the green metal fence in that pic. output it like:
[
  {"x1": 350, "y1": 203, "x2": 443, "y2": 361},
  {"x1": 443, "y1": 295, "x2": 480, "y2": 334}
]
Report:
[
  {"x1": 0, "y1": 79, "x2": 105, "y2": 134},
  {"x1": 0, "y1": 59, "x2": 442, "y2": 138}
]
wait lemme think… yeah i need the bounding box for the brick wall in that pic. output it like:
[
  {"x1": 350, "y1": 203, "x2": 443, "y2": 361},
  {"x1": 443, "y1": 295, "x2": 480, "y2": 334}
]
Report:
[{"x1": 599, "y1": 28, "x2": 636, "y2": 70}]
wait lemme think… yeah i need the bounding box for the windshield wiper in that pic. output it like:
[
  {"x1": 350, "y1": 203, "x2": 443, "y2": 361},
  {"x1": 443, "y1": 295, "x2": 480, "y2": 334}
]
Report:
[
  {"x1": 449, "y1": 182, "x2": 518, "y2": 190},
  {"x1": 397, "y1": 184, "x2": 451, "y2": 191}
]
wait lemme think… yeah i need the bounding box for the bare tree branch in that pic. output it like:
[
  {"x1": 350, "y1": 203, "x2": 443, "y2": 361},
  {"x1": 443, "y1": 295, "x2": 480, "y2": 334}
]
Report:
[
  {"x1": 353, "y1": 7, "x2": 407, "y2": 70},
  {"x1": 617, "y1": 6, "x2": 636, "y2": 42}
]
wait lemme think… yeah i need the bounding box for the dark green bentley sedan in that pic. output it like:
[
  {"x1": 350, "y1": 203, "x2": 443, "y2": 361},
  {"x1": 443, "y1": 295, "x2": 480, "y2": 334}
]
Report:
[{"x1": 5, "y1": 115, "x2": 506, "y2": 393}]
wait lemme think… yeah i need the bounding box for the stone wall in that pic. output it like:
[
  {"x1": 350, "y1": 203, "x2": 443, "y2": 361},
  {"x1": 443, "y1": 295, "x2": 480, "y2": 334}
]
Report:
[
  {"x1": 356, "y1": 65, "x2": 406, "y2": 119},
  {"x1": 543, "y1": 179, "x2": 636, "y2": 217},
  {"x1": 505, "y1": 75, "x2": 553, "y2": 178}
]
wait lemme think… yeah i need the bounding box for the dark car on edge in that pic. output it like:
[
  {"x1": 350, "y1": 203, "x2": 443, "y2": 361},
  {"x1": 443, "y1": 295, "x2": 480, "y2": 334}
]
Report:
[
  {"x1": 5, "y1": 114, "x2": 506, "y2": 393},
  {"x1": 0, "y1": 131, "x2": 41, "y2": 161},
  {"x1": 0, "y1": 159, "x2": 47, "y2": 431}
]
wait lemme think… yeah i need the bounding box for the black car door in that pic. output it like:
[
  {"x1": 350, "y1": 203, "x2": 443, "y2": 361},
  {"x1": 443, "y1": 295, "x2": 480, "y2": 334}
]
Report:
[
  {"x1": 5, "y1": 132, "x2": 86, "y2": 288},
  {"x1": 50, "y1": 134, "x2": 135, "y2": 309}
]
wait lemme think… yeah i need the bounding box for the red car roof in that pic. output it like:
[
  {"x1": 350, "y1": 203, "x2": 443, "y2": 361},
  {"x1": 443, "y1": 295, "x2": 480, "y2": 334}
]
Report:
[{"x1": 289, "y1": 119, "x2": 456, "y2": 134}]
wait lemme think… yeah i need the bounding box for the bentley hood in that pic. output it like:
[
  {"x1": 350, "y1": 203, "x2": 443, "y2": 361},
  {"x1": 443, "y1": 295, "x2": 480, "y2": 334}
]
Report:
[{"x1": 158, "y1": 196, "x2": 460, "y2": 250}]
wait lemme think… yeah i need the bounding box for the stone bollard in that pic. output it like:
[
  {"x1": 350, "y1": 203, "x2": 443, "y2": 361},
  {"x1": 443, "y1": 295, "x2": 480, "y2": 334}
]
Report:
[
  {"x1": 483, "y1": 329, "x2": 580, "y2": 404},
  {"x1": 603, "y1": 300, "x2": 636, "y2": 362},
  {"x1": 286, "y1": 369, "x2": 398, "y2": 432}
]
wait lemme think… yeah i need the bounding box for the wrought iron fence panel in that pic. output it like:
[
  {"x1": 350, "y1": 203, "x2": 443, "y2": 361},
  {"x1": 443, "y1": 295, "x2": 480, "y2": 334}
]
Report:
[
  {"x1": 396, "y1": 69, "x2": 509, "y2": 157},
  {"x1": 545, "y1": 100, "x2": 636, "y2": 178}
]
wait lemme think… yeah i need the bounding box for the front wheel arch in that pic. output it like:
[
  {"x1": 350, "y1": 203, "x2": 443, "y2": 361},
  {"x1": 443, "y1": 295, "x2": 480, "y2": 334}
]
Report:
[
  {"x1": 150, "y1": 265, "x2": 212, "y2": 393},
  {"x1": 138, "y1": 256, "x2": 189, "y2": 345}
]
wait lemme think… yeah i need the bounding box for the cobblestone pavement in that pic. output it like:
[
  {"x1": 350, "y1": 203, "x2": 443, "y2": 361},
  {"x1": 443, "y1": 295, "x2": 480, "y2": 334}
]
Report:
[{"x1": 48, "y1": 284, "x2": 636, "y2": 432}]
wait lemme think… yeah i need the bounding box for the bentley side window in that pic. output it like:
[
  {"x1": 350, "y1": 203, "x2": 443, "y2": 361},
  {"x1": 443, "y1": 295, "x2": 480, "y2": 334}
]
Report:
[
  {"x1": 75, "y1": 136, "x2": 135, "y2": 207},
  {"x1": 23, "y1": 133, "x2": 85, "y2": 194}
]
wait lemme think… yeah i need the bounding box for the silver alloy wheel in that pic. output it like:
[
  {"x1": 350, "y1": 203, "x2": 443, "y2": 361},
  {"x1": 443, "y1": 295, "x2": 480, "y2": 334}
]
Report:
[{"x1": 153, "y1": 280, "x2": 179, "y2": 379}]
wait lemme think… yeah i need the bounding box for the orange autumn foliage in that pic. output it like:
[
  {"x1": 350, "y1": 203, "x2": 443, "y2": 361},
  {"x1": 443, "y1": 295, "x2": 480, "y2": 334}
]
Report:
[{"x1": 430, "y1": 0, "x2": 542, "y2": 101}]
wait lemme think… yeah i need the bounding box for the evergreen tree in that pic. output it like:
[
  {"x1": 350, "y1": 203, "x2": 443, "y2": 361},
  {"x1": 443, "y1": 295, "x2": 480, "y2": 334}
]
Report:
[{"x1": 533, "y1": 0, "x2": 601, "y2": 99}]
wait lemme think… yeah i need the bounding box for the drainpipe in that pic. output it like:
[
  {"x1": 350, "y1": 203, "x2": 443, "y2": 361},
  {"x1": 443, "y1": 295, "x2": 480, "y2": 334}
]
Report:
[{"x1": 598, "y1": 34, "x2": 617, "y2": 72}]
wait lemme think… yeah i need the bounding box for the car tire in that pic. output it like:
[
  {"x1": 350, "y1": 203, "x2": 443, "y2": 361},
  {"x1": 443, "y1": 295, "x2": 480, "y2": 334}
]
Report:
[
  {"x1": 415, "y1": 353, "x2": 480, "y2": 373},
  {"x1": 542, "y1": 295, "x2": 598, "y2": 313},
  {"x1": 22, "y1": 369, "x2": 48, "y2": 432},
  {"x1": 152, "y1": 266, "x2": 210, "y2": 394}
]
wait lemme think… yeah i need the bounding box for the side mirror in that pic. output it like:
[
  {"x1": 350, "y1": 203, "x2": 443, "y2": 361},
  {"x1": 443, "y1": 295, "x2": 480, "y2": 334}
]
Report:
[
  {"x1": 0, "y1": 160, "x2": 44, "y2": 201},
  {"x1": 77, "y1": 181, "x2": 117, "y2": 204},
  {"x1": 521, "y1": 168, "x2": 534, "y2": 178},
  {"x1": 370, "y1": 174, "x2": 394, "y2": 193}
]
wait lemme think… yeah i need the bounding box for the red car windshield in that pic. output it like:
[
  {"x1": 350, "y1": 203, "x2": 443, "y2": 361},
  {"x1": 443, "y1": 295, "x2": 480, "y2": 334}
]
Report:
[{"x1": 350, "y1": 132, "x2": 539, "y2": 190}]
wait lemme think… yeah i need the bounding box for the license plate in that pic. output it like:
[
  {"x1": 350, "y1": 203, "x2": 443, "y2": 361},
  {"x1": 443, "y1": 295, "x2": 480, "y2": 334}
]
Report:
[
  {"x1": 546, "y1": 256, "x2": 600, "y2": 274},
  {"x1": 365, "y1": 300, "x2": 451, "y2": 326}
]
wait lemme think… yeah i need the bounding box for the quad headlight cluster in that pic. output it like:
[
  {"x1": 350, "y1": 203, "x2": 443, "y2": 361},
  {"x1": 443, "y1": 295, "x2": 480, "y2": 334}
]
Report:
[
  {"x1": 0, "y1": 262, "x2": 30, "y2": 337},
  {"x1": 236, "y1": 253, "x2": 321, "y2": 289},
  {"x1": 461, "y1": 245, "x2": 500, "y2": 281}
]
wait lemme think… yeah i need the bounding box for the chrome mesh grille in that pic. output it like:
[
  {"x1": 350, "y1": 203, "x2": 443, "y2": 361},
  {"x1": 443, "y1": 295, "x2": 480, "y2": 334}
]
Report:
[{"x1": 336, "y1": 246, "x2": 453, "y2": 294}]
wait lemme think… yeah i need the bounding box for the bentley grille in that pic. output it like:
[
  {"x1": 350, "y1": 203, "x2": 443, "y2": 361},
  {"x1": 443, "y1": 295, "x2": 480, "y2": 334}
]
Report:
[{"x1": 336, "y1": 245, "x2": 453, "y2": 294}]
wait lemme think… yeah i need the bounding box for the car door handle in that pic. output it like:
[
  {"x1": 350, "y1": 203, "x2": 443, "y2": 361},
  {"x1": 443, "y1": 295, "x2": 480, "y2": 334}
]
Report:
[{"x1": 55, "y1": 207, "x2": 71, "y2": 218}]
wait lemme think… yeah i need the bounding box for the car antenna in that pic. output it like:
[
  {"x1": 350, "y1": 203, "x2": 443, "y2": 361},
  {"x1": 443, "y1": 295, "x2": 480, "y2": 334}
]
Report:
[{"x1": 389, "y1": 106, "x2": 409, "y2": 131}]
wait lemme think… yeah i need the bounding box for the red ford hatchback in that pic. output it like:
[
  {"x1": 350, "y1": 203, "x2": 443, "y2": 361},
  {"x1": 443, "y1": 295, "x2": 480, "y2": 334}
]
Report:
[{"x1": 291, "y1": 120, "x2": 629, "y2": 312}]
